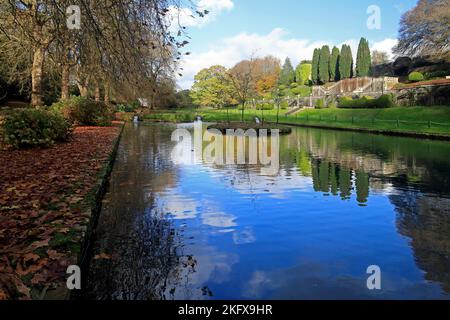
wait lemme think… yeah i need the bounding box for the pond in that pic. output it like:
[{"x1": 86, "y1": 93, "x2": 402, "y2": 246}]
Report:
[{"x1": 84, "y1": 122, "x2": 450, "y2": 300}]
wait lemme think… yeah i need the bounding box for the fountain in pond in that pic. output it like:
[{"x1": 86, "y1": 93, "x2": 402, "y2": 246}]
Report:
[
  {"x1": 255, "y1": 117, "x2": 262, "y2": 125},
  {"x1": 133, "y1": 115, "x2": 139, "y2": 123}
]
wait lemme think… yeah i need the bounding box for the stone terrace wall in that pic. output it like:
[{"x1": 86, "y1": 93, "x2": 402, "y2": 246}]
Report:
[{"x1": 312, "y1": 77, "x2": 399, "y2": 97}]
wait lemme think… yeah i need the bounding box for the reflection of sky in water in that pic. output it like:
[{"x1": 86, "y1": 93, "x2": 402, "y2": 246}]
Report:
[
  {"x1": 88, "y1": 123, "x2": 450, "y2": 300},
  {"x1": 154, "y1": 163, "x2": 450, "y2": 299}
]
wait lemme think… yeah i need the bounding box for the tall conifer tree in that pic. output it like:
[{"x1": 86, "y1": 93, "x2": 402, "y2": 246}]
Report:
[
  {"x1": 339, "y1": 44, "x2": 354, "y2": 79},
  {"x1": 279, "y1": 57, "x2": 295, "y2": 86},
  {"x1": 311, "y1": 48, "x2": 320, "y2": 85},
  {"x1": 356, "y1": 38, "x2": 371, "y2": 77},
  {"x1": 318, "y1": 45, "x2": 331, "y2": 84},
  {"x1": 329, "y1": 46, "x2": 340, "y2": 81}
]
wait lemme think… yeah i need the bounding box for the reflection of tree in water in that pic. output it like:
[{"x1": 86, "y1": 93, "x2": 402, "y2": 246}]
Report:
[
  {"x1": 355, "y1": 171, "x2": 369, "y2": 205},
  {"x1": 310, "y1": 159, "x2": 369, "y2": 205},
  {"x1": 391, "y1": 188, "x2": 450, "y2": 294},
  {"x1": 292, "y1": 127, "x2": 450, "y2": 294},
  {"x1": 84, "y1": 124, "x2": 193, "y2": 300},
  {"x1": 86, "y1": 213, "x2": 184, "y2": 300}
]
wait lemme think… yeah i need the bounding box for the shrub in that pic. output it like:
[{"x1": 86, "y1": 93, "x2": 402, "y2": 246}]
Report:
[
  {"x1": 424, "y1": 71, "x2": 448, "y2": 80},
  {"x1": 1, "y1": 109, "x2": 72, "y2": 149},
  {"x1": 291, "y1": 85, "x2": 312, "y2": 97},
  {"x1": 52, "y1": 96, "x2": 114, "y2": 126},
  {"x1": 256, "y1": 103, "x2": 274, "y2": 110},
  {"x1": 131, "y1": 100, "x2": 140, "y2": 108},
  {"x1": 408, "y1": 71, "x2": 424, "y2": 82},
  {"x1": 338, "y1": 94, "x2": 394, "y2": 109},
  {"x1": 280, "y1": 101, "x2": 289, "y2": 109},
  {"x1": 328, "y1": 101, "x2": 337, "y2": 109},
  {"x1": 376, "y1": 94, "x2": 395, "y2": 108},
  {"x1": 315, "y1": 99, "x2": 325, "y2": 109},
  {"x1": 116, "y1": 104, "x2": 136, "y2": 113}
]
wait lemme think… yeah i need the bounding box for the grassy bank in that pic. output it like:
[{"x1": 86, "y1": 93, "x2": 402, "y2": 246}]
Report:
[{"x1": 143, "y1": 106, "x2": 450, "y2": 138}]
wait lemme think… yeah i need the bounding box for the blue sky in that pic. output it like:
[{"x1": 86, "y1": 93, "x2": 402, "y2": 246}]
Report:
[{"x1": 173, "y1": 0, "x2": 418, "y2": 89}]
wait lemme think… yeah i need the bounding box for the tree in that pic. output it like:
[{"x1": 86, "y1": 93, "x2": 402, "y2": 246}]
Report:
[
  {"x1": 175, "y1": 90, "x2": 195, "y2": 108},
  {"x1": 295, "y1": 61, "x2": 312, "y2": 85},
  {"x1": 0, "y1": 0, "x2": 196, "y2": 107},
  {"x1": 228, "y1": 57, "x2": 256, "y2": 122},
  {"x1": 256, "y1": 74, "x2": 279, "y2": 97},
  {"x1": 279, "y1": 57, "x2": 295, "y2": 86},
  {"x1": 339, "y1": 44, "x2": 354, "y2": 79},
  {"x1": 252, "y1": 55, "x2": 281, "y2": 97},
  {"x1": 356, "y1": 38, "x2": 371, "y2": 77},
  {"x1": 329, "y1": 47, "x2": 340, "y2": 82},
  {"x1": 190, "y1": 65, "x2": 234, "y2": 108},
  {"x1": 394, "y1": 0, "x2": 450, "y2": 61},
  {"x1": 372, "y1": 50, "x2": 390, "y2": 66},
  {"x1": 318, "y1": 45, "x2": 331, "y2": 84},
  {"x1": 311, "y1": 48, "x2": 320, "y2": 85},
  {"x1": 0, "y1": 1, "x2": 60, "y2": 106}
]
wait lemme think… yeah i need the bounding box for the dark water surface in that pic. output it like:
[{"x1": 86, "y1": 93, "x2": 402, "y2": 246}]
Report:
[{"x1": 85, "y1": 122, "x2": 450, "y2": 300}]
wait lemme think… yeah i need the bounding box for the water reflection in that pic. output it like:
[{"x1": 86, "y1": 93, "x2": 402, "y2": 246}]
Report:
[{"x1": 86, "y1": 123, "x2": 450, "y2": 300}]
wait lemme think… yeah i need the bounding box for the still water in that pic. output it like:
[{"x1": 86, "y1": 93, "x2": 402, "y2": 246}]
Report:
[{"x1": 85, "y1": 122, "x2": 450, "y2": 300}]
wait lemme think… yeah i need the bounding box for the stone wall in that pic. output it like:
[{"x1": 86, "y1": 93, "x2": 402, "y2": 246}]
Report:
[
  {"x1": 312, "y1": 77, "x2": 398, "y2": 97},
  {"x1": 371, "y1": 56, "x2": 450, "y2": 78},
  {"x1": 393, "y1": 84, "x2": 450, "y2": 106}
]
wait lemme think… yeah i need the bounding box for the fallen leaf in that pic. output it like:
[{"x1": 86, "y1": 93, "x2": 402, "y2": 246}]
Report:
[{"x1": 94, "y1": 253, "x2": 111, "y2": 260}]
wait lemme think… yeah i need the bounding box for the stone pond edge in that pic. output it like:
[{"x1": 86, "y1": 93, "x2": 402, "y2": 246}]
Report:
[{"x1": 44, "y1": 122, "x2": 126, "y2": 300}]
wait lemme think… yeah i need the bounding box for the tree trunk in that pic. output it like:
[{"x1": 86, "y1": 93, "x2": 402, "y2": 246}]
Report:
[
  {"x1": 76, "y1": 67, "x2": 89, "y2": 98},
  {"x1": 77, "y1": 78, "x2": 89, "y2": 97},
  {"x1": 31, "y1": 46, "x2": 45, "y2": 107},
  {"x1": 78, "y1": 84, "x2": 88, "y2": 97},
  {"x1": 61, "y1": 63, "x2": 70, "y2": 100},
  {"x1": 94, "y1": 81, "x2": 101, "y2": 101},
  {"x1": 104, "y1": 82, "x2": 110, "y2": 104}
]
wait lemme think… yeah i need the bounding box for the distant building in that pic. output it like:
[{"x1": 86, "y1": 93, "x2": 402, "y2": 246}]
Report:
[{"x1": 138, "y1": 98, "x2": 149, "y2": 108}]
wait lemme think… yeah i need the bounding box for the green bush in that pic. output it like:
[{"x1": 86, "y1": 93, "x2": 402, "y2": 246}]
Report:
[
  {"x1": 424, "y1": 71, "x2": 448, "y2": 80},
  {"x1": 328, "y1": 101, "x2": 337, "y2": 109},
  {"x1": 256, "y1": 103, "x2": 274, "y2": 110},
  {"x1": 52, "y1": 96, "x2": 114, "y2": 126},
  {"x1": 116, "y1": 104, "x2": 136, "y2": 113},
  {"x1": 376, "y1": 94, "x2": 395, "y2": 108},
  {"x1": 1, "y1": 109, "x2": 72, "y2": 149},
  {"x1": 280, "y1": 101, "x2": 289, "y2": 109},
  {"x1": 408, "y1": 71, "x2": 424, "y2": 82},
  {"x1": 338, "y1": 94, "x2": 394, "y2": 109},
  {"x1": 315, "y1": 99, "x2": 325, "y2": 109},
  {"x1": 291, "y1": 85, "x2": 312, "y2": 97}
]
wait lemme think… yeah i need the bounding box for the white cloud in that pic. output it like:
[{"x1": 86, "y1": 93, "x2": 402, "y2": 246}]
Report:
[
  {"x1": 168, "y1": 0, "x2": 234, "y2": 30},
  {"x1": 198, "y1": 0, "x2": 234, "y2": 12},
  {"x1": 178, "y1": 28, "x2": 325, "y2": 89},
  {"x1": 371, "y1": 38, "x2": 398, "y2": 60},
  {"x1": 177, "y1": 29, "x2": 398, "y2": 89}
]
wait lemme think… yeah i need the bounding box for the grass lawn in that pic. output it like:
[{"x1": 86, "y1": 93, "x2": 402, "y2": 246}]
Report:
[{"x1": 143, "y1": 106, "x2": 450, "y2": 138}]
